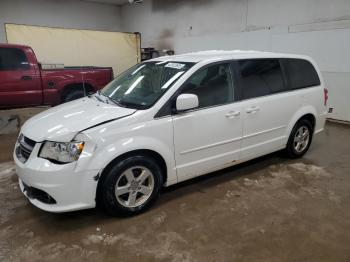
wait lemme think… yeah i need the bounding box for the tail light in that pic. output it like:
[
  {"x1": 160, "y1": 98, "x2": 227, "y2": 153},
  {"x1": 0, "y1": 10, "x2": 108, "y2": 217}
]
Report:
[{"x1": 324, "y1": 88, "x2": 328, "y2": 106}]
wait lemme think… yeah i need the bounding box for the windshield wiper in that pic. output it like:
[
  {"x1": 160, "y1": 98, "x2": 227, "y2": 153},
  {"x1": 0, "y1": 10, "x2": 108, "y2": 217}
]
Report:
[
  {"x1": 95, "y1": 91, "x2": 121, "y2": 106},
  {"x1": 106, "y1": 96, "x2": 126, "y2": 108},
  {"x1": 96, "y1": 91, "x2": 144, "y2": 109},
  {"x1": 117, "y1": 100, "x2": 146, "y2": 110},
  {"x1": 94, "y1": 91, "x2": 106, "y2": 103}
]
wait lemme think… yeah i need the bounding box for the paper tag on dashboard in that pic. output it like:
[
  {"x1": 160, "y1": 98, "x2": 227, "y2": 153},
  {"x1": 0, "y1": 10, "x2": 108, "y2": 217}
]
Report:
[{"x1": 165, "y1": 63, "x2": 185, "y2": 70}]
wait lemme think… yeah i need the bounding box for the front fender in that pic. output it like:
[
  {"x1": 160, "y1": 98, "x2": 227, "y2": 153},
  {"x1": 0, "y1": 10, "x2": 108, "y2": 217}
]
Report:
[
  {"x1": 93, "y1": 136, "x2": 177, "y2": 185},
  {"x1": 77, "y1": 114, "x2": 178, "y2": 186}
]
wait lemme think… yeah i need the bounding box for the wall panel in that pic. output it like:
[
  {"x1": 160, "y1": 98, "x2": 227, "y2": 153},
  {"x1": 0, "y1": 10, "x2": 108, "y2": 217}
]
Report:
[{"x1": 6, "y1": 24, "x2": 140, "y2": 75}]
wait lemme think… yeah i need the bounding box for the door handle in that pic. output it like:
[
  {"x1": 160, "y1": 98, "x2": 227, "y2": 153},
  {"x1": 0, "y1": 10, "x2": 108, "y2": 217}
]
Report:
[
  {"x1": 21, "y1": 76, "x2": 32, "y2": 81},
  {"x1": 225, "y1": 111, "x2": 240, "y2": 118},
  {"x1": 246, "y1": 106, "x2": 260, "y2": 114}
]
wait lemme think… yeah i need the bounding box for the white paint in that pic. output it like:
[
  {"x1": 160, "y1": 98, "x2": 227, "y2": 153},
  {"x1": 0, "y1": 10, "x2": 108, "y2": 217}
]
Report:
[
  {"x1": 175, "y1": 93, "x2": 198, "y2": 111},
  {"x1": 0, "y1": 0, "x2": 122, "y2": 43},
  {"x1": 21, "y1": 96, "x2": 136, "y2": 142},
  {"x1": 14, "y1": 51, "x2": 326, "y2": 212},
  {"x1": 121, "y1": 0, "x2": 350, "y2": 121}
]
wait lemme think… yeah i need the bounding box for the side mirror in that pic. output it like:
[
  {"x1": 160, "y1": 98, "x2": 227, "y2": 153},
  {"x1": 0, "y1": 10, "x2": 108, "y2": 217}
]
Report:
[{"x1": 176, "y1": 94, "x2": 199, "y2": 112}]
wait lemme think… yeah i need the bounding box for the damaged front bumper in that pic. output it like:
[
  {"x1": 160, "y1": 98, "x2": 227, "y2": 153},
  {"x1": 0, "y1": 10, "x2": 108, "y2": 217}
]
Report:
[{"x1": 13, "y1": 136, "x2": 100, "y2": 213}]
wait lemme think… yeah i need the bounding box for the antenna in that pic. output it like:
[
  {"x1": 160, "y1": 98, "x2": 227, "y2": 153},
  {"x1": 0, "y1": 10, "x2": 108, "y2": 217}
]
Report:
[
  {"x1": 81, "y1": 69, "x2": 86, "y2": 97},
  {"x1": 75, "y1": 40, "x2": 87, "y2": 97}
]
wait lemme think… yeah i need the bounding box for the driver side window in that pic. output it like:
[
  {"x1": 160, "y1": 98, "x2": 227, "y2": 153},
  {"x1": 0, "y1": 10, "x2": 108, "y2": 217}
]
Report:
[{"x1": 180, "y1": 63, "x2": 234, "y2": 109}]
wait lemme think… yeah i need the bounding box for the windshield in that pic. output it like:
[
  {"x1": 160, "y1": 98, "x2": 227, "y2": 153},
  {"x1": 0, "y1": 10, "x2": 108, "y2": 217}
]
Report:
[{"x1": 100, "y1": 61, "x2": 195, "y2": 109}]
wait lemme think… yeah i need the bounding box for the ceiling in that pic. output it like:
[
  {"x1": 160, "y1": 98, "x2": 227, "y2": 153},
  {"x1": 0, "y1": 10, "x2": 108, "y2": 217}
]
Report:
[{"x1": 83, "y1": 0, "x2": 130, "y2": 6}]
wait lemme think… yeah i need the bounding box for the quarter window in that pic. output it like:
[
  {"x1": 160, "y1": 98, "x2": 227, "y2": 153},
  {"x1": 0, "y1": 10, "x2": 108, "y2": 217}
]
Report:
[
  {"x1": 0, "y1": 48, "x2": 30, "y2": 71},
  {"x1": 282, "y1": 59, "x2": 320, "y2": 89},
  {"x1": 238, "y1": 59, "x2": 286, "y2": 99},
  {"x1": 180, "y1": 63, "x2": 234, "y2": 108}
]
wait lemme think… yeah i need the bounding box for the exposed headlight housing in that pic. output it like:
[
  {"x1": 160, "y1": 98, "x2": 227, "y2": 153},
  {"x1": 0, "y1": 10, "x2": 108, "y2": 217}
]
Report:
[{"x1": 39, "y1": 141, "x2": 84, "y2": 164}]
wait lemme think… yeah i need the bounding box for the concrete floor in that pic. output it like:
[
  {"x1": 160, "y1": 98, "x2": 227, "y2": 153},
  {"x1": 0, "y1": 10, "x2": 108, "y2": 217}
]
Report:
[{"x1": 0, "y1": 119, "x2": 349, "y2": 261}]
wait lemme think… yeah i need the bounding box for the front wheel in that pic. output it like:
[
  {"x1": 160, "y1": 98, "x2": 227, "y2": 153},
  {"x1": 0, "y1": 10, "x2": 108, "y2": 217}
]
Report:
[
  {"x1": 285, "y1": 119, "x2": 313, "y2": 158},
  {"x1": 98, "y1": 155, "x2": 163, "y2": 216}
]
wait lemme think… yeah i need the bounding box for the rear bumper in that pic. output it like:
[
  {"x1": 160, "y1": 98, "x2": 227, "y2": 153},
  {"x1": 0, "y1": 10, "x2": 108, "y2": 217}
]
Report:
[
  {"x1": 315, "y1": 111, "x2": 327, "y2": 134},
  {"x1": 14, "y1": 142, "x2": 100, "y2": 213}
]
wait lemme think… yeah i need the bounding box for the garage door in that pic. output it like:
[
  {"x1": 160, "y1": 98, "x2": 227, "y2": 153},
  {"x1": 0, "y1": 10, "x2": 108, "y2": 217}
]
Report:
[{"x1": 5, "y1": 23, "x2": 141, "y2": 76}]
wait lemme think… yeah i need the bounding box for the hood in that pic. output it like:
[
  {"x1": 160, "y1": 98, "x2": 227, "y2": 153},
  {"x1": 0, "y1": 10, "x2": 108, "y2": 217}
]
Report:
[{"x1": 21, "y1": 97, "x2": 136, "y2": 142}]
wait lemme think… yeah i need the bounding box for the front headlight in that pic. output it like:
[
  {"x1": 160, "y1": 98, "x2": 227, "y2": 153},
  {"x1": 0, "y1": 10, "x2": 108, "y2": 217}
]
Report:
[{"x1": 39, "y1": 141, "x2": 85, "y2": 164}]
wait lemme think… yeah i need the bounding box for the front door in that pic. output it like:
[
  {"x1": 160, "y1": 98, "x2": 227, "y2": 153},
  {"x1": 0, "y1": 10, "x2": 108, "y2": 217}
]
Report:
[
  {"x1": 0, "y1": 47, "x2": 41, "y2": 108},
  {"x1": 172, "y1": 62, "x2": 243, "y2": 181}
]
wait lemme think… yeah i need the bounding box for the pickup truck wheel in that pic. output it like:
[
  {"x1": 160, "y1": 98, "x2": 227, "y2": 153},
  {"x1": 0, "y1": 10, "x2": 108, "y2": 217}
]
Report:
[
  {"x1": 98, "y1": 155, "x2": 163, "y2": 216},
  {"x1": 63, "y1": 89, "x2": 85, "y2": 103},
  {"x1": 285, "y1": 119, "x2": 313, "y2": 158}
]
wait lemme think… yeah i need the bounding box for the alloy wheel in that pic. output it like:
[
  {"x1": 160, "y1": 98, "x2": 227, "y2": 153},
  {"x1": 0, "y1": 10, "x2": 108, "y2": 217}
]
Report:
[
  {"x1": 114, "y1": 166, "x2": 154, "y2": 208},
  {"x1": 293, "y1": 126, "x2": 310, "y2": 153}
]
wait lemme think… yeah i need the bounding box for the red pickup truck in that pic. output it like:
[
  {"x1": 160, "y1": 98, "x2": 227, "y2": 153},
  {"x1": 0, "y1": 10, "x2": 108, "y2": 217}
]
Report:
[{"x1": 0, "y1": 44, "x2": 113, "y2": 109}]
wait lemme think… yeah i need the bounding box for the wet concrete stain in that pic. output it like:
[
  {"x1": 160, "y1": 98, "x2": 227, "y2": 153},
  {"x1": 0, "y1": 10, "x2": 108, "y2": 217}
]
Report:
[
  {"x1": 0, "y1": 123, "x2": 350, "y2": 261},
  {"x1": 151, "y1": 0, "x2": 216, "y2": 50},
  {"x1": 158, "y1": 29, "x2": 175, "y2": 50}
]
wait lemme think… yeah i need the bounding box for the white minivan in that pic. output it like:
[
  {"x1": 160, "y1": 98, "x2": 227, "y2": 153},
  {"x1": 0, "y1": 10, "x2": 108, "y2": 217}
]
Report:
[{"x1": 14, "y1": 51, "x2": 328, "y2": 215}]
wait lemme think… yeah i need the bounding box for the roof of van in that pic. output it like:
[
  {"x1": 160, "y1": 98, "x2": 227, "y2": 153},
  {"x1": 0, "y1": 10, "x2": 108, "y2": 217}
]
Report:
[{"x1": 150, "y1": 50, "x2": 310, "y2": 63}]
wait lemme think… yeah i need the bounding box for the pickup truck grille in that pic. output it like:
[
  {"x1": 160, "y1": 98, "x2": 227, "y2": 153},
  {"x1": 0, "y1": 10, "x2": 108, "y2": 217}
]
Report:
[{"x1": 15, "y1": 134, "x2": 36, "y2": 163}]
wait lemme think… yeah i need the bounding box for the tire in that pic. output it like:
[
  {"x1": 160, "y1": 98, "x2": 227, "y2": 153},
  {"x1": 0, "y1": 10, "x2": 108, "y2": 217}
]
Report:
[
  {"x1": 63, "y1": 89, "x2": 85, "y2": 103},
  {"x1": 285, "y1": 119, "x2": 313, "y2": 158},
  {"x1": 98, "y1": 155, "x2": 163, "y2": 216}
]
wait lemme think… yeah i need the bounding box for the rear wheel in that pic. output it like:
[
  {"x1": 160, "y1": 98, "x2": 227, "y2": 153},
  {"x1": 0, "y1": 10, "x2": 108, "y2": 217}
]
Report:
[
  {"x1": 285, "y1": 119, "x2": 313, "y2": 158},
  {"x1": 63, "y1": 89, "x2": 85, "y2": 103},
  {"x1": 98, "y1": 155, "x2": 163, "y2": 216}
]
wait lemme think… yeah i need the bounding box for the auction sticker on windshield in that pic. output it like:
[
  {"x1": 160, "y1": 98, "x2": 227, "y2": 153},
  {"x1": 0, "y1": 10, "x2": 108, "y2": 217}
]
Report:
[{"x1": 165, "y1": 63, "x2": 186, "y2": 70}]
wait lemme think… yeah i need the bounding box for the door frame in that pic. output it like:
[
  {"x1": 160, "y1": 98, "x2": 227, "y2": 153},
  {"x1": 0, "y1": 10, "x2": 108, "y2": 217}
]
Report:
[
  {"x1": 154, "y1": 59, "x2": 239, "y2": 118},
  {"x1": 169, "y1": 60, "x2": 244, "y2": 180}
]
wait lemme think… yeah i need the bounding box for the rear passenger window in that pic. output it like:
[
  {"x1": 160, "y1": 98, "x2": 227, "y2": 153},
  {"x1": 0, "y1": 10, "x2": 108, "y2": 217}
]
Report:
[
  {"x1": 0, "y1": 48, "x2": 30, "y2": 71},
  {"x1": 180, "y1": 63, "x2": 234, "y2": 109},
  {"x1": 238, "y1": 59, "x2": 286, "y2": 100},
  {"x1": 283, "y1": 59, "x2": 320, "y2": 89}
]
